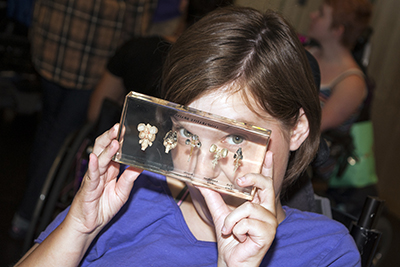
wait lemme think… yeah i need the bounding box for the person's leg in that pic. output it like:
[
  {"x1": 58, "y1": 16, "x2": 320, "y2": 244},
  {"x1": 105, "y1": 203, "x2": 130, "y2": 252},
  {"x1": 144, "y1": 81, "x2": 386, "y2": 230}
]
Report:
[
  {"x1": 10, "y1": 78, "x2": 63, "y2": 238},
  {"x1": 11, "y1": 78, "x2": 92, "y2": 238}
]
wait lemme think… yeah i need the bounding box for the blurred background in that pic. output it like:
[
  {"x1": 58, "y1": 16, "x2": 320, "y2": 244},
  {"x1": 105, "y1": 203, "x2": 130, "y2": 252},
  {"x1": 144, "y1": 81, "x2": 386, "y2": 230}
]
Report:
[{"x1": 1, "y1": 0, "x2": 399, "y2": 266}]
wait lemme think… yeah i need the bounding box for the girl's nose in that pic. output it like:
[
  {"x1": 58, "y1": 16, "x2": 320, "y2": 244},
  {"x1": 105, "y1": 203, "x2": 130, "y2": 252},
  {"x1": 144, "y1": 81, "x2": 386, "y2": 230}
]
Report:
[{"x1": 191, "y1": 142, "x2": 228, "y2": 180}]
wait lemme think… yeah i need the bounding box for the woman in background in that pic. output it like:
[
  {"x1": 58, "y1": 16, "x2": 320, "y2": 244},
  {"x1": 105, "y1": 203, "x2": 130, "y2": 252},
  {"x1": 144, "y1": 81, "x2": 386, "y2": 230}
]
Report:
[{"x1": 307, "y1": 0, "x2": 377, "y2": 216}]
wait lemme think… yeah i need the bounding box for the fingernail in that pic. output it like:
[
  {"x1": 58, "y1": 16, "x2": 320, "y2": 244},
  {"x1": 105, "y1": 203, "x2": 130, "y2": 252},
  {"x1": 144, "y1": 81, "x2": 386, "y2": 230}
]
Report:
[
  {"x1": 237, "y1": 176, "x2": 246, "y2": 185},
  {"x1": 221, "y1": 226, "x2": 227, "y2": 234}
]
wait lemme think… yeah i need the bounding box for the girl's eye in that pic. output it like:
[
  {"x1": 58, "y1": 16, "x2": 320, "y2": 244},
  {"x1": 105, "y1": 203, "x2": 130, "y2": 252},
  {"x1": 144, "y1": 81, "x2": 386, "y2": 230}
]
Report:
[
  {"x1": 179, "y1": 128, "x2": 192, "y2": 138},
  {"x1": 226, "y1": 135, "x2": 244, "y2": 145}
]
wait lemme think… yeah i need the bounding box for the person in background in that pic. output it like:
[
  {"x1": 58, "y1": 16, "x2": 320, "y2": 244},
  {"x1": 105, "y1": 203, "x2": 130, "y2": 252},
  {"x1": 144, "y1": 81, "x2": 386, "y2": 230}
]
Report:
[
  {"x1": 307, "y1": 0, "x2": 377, "y2": 216},
  {"x1": 148, "y1": 0, "x2": 187, "y2": 36},
  {"x1": 4, "y1": 0, "x2": 34, "y2": 27},
  {"x1": 87, "y1": 0, "x2": 233, "y2": 123},
  {"x1": 15, "y1": 7, "x2": 360, "y2": 266},
  {"x1": 10, "y1": 0, "x2": 158, "y2": 239}
]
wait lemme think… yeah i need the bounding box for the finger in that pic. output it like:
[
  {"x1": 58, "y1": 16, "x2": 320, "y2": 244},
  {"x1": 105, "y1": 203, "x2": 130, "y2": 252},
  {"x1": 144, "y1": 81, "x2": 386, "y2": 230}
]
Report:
[
  {"x1": 197, "y1": 186, "x2": 231, "y2": 231},
  {"x1": 92, "y1": 124, "x2": 120, "y2": 156},
  {"x1": 114, "y1": 166, "x2": 142, "y2": 202},
  {"x1": 232, "y1": 218, "x2": 265, "y2": 243},
  {"x1": 236, "y1": 151, "x2": 275, "y2": 212},
  {"x1": 96, "y1": 139, "x2": 120, "y2": 175},
  {"x1": 261, "y1": 150, "x2": 273, "y2": 180},
  {"x1": 240, "y1": 175, "x2": 275, "y2": 214},
  {"x1": 222, "y1": 202, "x2": 277, "y2": 235},
  {"x1": 82, "y1": 153, "x2": 101, "y2": 193},
  {"x1": 232, "y1": 217, "x2": 276, "y2": 246}
]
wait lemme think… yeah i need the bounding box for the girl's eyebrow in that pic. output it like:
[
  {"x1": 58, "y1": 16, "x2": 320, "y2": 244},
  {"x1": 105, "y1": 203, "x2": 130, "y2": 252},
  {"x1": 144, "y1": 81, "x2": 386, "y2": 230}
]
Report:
[
  {"x1": 170, "y1": 116, "x2": 180, "y2": 125},
  {"x1": 236, "y1": 118, "x2": 260, "y2": 127},
  {"x1": 170, "y1": 116, "x2": 188, "y2": 127},
  {"x1": 232, "y1": 115, "x2": 273, "y2": 129}
]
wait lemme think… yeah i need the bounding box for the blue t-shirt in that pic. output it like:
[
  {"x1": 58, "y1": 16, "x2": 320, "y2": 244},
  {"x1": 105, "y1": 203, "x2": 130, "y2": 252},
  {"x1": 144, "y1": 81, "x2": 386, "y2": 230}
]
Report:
[{"x1": 36, "y1": 171, "x2": 361, "y2": 266}]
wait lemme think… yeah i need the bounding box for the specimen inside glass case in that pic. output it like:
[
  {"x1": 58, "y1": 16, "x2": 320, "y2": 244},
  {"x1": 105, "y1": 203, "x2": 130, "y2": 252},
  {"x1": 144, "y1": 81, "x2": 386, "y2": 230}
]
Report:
[{"x1": 113, "y1": 91, "x2": 271, "y2": 200}]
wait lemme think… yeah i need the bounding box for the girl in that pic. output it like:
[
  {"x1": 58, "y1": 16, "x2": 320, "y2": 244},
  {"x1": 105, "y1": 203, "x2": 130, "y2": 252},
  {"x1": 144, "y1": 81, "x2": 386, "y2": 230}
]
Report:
[{"x1": 16, "y1": 7, "x2": 360, "y2": 266}]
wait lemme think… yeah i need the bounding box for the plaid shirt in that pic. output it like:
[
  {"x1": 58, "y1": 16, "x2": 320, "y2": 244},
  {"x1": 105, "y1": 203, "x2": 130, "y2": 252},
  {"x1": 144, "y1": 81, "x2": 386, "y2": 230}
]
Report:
[{"x1": 30, "y1": 0, "x2": 157, "y2": 90}]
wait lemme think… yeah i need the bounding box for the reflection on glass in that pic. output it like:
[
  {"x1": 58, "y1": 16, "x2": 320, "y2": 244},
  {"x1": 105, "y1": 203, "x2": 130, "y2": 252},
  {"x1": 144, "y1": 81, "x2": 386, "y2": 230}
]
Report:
[{"x1": 113, "y1": 91, "x2": 271, "y2": 200}]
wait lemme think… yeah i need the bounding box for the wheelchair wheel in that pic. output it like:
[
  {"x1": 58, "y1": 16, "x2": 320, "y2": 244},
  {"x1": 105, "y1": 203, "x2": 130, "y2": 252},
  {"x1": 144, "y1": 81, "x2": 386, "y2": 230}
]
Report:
[
  {"x1": 22, "y1": 98, "x2": 122, "y2": 252},
  {"x1": 22, "y1": 122, "x2": 95, "y2": 252}
]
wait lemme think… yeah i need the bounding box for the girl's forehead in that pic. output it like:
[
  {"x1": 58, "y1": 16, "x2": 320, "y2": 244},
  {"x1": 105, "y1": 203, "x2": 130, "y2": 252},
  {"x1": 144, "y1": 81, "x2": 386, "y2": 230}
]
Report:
[
  {"x1": 188, "y1": 89, "x2": 287, "y2": 144},
  {"x1": 188, "y1": 89, "x2": 273, "y2": 125}
]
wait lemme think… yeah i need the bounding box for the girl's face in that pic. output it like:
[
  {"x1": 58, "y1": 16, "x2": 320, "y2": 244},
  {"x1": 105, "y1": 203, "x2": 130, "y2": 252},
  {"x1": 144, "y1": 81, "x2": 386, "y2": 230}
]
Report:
[
  {"x1": 169, "y1": 106, "x2": 269, "y2": 201},
  {"x1": 182, "y1": 87, "x2": 293, "y2": 222},
  {"x1": 308, "y1": 3, "x2": 334, "y2": 43}
]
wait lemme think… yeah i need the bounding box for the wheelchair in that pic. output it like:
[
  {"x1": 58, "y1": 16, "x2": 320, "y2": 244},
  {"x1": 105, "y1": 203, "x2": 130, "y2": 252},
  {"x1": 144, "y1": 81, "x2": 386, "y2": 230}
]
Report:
[{"x1": 22, "y1": 98, "x2": 122, "y2": 253}]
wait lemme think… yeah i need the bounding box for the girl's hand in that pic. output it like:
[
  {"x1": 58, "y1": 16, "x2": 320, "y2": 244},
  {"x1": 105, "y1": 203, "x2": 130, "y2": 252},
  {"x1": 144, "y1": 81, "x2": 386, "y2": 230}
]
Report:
[
  {"x1": 15, "y1": 124, "x2": 142, "y2": 266},
  {"x1": 199, "y1": 151, "x2": 277, "y2": 266},
  {"x1": 66, "y1": 124, "x2": 142, "y2": 236}
]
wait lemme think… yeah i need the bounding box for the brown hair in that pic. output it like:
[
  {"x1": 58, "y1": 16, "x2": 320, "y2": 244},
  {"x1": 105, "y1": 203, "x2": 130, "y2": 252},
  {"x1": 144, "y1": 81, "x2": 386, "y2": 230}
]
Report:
[
  {"x1": 325, "y1": 0, "x2": 372, "y2": 49},
  {"x1": 162, "y1": 6, "x2": 321, "y2": 190}
]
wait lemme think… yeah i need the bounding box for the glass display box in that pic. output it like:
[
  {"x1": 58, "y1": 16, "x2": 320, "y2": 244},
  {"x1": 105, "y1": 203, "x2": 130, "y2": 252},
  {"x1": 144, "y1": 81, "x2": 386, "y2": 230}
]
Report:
[{"x1": 113, "y1": 92, "x2": 271, "y2": 200}]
